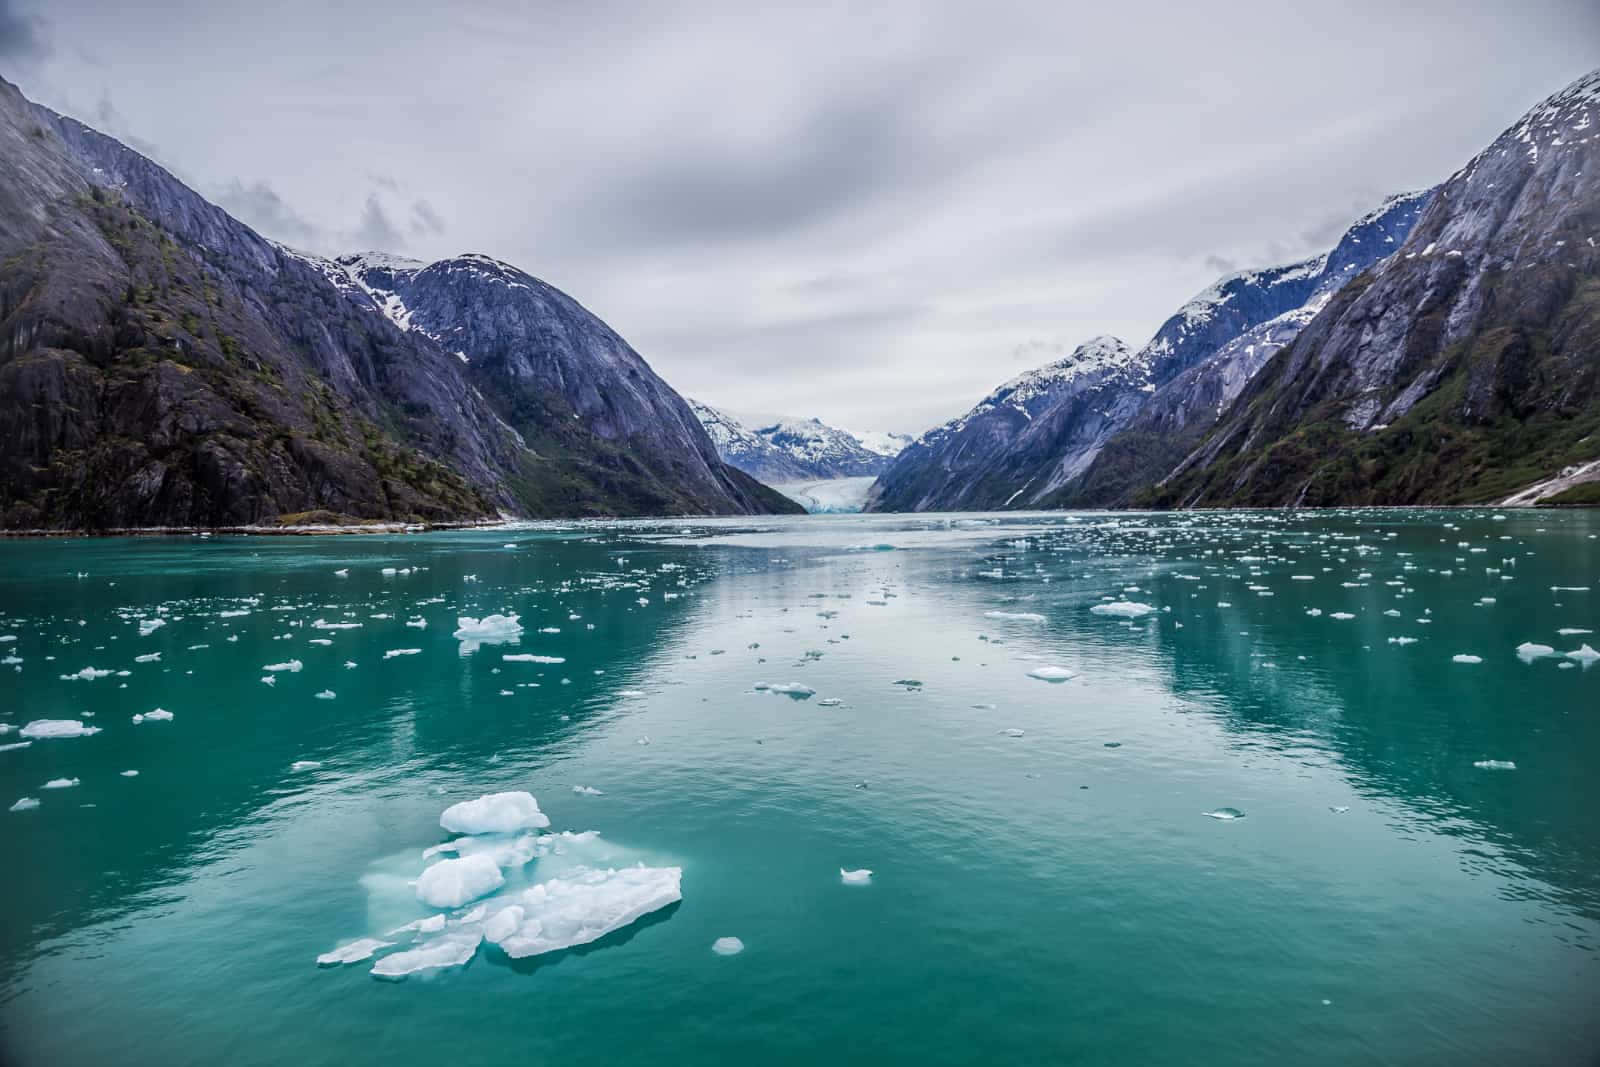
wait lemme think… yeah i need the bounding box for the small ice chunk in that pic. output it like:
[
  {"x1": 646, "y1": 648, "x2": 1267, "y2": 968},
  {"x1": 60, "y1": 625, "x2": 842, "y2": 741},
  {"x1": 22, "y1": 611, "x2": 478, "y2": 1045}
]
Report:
[
  {"x1": 840, "y1": 868, "x2": 872, "y2": 885},
  {"x1": 120, "y1": 770, "x2": 139, "y2": 777},
  {"x1": 334, "y1": 569, "x2": 349, "y2": 578},
  {"x1": 493, "y1": 865, "x2": 682, "y2": 959},
  {"x1": 415, "y1": 854, "x2": 505, "y2": 908},
  {"x1": 20, "y1": 719, "x2": 101, "y2": 739},
  {"x1": 370, "y1": 930, "x2": 482, "y2": 979},
  {"x1": 290, "y1": 760, "x2": 321, "y2": 772},
  {"x1": 1451, "y1": 654, "x2": 1483, "y2": 664},
  {"x1": 983, "y1": 611, "x2": 1045, "y2": 622},
  {"x1": 1330, "y1": 612, "x2": 1355, "y2": 621},
  {"x1": 315, "y1": 690, "x2": 336, "y2": 700},
  {"x1": 572, "y1": 785, "x2": 604, "y2": 796},
  {"x1": 386, "y1": 914, "x2": 448, "y2": 936},
  {"x1": 1000, "y1": 728, "x2": 1025, "y2": 737},
  {"x1": 766, "y1": 682, "x2": 815, "y2": 698},
  {"x1": 1473, "y1": 760, "x2": 1517, "y2": 770},
  {"x1": 263, "y1": 660, "x2": 303, "y2": 673},
  {"x1": 439, "y1": 791, "x2": 551, "y2": 834},
  {"x1": 134, "y1": 652, "x2": 161, "y2": 663},
  {"x1": 383, "y1": 649, "x2": 421, "y2": 659},
  {"x1": 1565, "y1": 644, "x2": 1600, "y2": 666},
  {"x1": 1027, "y1": 666, "x2": 1075, "y2": 682},
  {"x1": 1089, "y1": 601, "x2": 1154, "y2": 618},
  {"x1": 1203, "y1": 807, "x2": 1246, "y2": 820},
  {"x1": 1515, "y1": 642, "x2": 1556, "y2": 662},
  {"x1": 453, "y1": 614, "x2": 523, "y2": 640},
  {"x1": 60, "y1": 667, "x2": 113, "y2": 681},
  {"x1": 42, "y1": 777, "x2": 79, "y2": 789},
  {"x1": 10, "y1": 797, "x2": 40, "y2": 812},
  {"x1": 316, "y1": 938, "x2": 393, "y2": 966},
  {"x1": 711, "y1": 936, "x2": 745, "y2": 956},
  {"x1": 138, "y1": 618, "x2": 165, "y2": 637},
  {"x1": 502, "y1": 654, "x2": 565, "y2": 664},
  {"x1": 133, "y1": 708, "x2": 173, "y2": 725}
]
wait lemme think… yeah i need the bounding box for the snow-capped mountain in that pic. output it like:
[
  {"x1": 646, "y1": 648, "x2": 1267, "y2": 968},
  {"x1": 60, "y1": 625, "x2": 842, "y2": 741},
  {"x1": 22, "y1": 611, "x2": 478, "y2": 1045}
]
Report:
[
  {"x1": 868, "y1": 189, "x2": 1433, "y2": 512},
  {"x1": 1151, "y1": 68, "x2": 1600, "y2": 507},
  {"x1": 690, "y1": 401, "x2": 910, "y2": 483},
  {"x1": 0, "y1": 75, "x2": 797, "y2": 527}
]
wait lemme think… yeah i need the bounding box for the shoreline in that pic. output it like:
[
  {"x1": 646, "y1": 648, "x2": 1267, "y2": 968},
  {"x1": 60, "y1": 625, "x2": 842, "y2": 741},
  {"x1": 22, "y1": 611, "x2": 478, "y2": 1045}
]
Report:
[{"x1": 0, "y1": 517, "x2": 513, "y2": 539}]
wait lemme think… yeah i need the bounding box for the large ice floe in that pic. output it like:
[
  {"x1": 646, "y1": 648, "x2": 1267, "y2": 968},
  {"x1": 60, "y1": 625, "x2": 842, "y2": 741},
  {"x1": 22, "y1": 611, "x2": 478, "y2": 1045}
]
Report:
[
  {"x1": 319, "y1": 790, "x2": 682, "y2": 980},
  {"x1": 453, "y1": 614, "x2": 524, "y2": 654}
]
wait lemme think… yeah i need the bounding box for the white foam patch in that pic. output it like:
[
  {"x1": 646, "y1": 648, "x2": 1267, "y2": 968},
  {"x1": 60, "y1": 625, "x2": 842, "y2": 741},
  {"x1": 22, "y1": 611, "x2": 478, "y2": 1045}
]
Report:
[
  {"x1": 983, "y1": 611, "x2": 1045, "y2": 622},
  {"x1": 439, "y1": 792, "x2": 551, "y2": 834},
  {"x1": 485, "y1": 865, "x2": 682, "y2": 959}
]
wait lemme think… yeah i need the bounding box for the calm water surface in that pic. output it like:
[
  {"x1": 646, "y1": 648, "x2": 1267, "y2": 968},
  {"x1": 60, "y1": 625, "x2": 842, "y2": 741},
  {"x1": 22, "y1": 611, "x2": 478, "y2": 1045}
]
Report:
[{"x1": 1, "y1": 510, "x2": 1597, "y2": 1065}]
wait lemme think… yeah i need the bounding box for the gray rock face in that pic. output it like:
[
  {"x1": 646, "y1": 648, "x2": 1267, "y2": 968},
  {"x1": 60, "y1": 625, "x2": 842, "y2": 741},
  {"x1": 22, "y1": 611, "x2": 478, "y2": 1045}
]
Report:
[
  {"x1": 0, "y1": 77, "x2": 796, "y2": 527},
  {"x1": 868, "y1": 189, "x2": 1431, "y2": 513},
  {"x1": 1154, "y1": 69, "x2": 1600, "y2": 507},
  {"x1": 690, "y1": 400, "x2": 904, "y2": 482}
]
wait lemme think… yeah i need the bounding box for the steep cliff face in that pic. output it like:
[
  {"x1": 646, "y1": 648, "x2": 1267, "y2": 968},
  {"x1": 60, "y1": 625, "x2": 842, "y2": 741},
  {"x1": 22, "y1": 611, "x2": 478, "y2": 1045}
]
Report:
[
  {"x1": 867, "y1": 189, "x2": 1431, "y2": 513},
  {"x1": 0, "y1": 77, "x2": 796, "y2": 527},
  {"x1": 332, "y1": 253, "x2": 797, "y2": 517},
  {"x1": 690, "y1": 400, "x2": 904, "y2": 483},
  {"x1": 1062, "y1": 191, "x2": 1432, "y2": 506},
  {"x1": 1150, "y1": 71, "x2": 1600, "y2": 508},
  {"x1": 866, "y1": 336, "x2": 1146, "y2": 511}
]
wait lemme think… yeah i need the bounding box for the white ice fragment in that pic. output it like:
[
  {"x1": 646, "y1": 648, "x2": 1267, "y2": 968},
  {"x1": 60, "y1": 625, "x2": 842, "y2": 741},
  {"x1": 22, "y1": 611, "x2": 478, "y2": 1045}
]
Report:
[
  {"x1": 1027, "y1": 666, "x2": 1075, "y2": 683},
  {"x1": 134, "y1": 652, "x2": 161, "y2": 663},
  {"x1": 1089, "y1": 601, "x2": 1154, "y2": 618},
  {"x1": 263, "y1": 660, "x2": 303, "y2": 673},
  {"x1": 20, "y1": 719, "x2": 100, "y2": 739},
  {"x1": 439, "y1": 791, "x2": 551, "y2": 834},
  {"x1": 60, "y1": 667, "x2": 113, "y2": 681},
  {"x1": 415, "y1": 854, "x2": 505, "y2": 909},
  {"x1": 42, "y1": 777, "x2": 79, "y2": 789},
  {"x1": 493, "y1": 865, "x2": 682, "y2": 959},
  {"x1": 10, "y1": 797, "x2": 40, "y2": 812},
  {"x1": 1203, "y1": 807, "x2": 1246, "y2": 820},
  {"x1": 138, "y1": 619, "x2": 165, "y2": 637},
  {"x1": 1330, "y1": 612, "x2": 1355, "y2": 621},
  {"x1": 983, "y1": 611, "x2": 1046, "y2": 622},
  {"x1": 1515, "y1": 642, "x2": 1556, "y2": 662},
  {"x1": 1473, "y1": 760, "x2": 1517, "y2": 770},
  {"x1": 120, "y1": 770, "x2": 138, "y2": 777},
  {"x1": 315, "y1": 690, "x2": 336, "y2": 700},
  {"x1": 840, "y1": 868, "x2": 872, "y2": 885},
  {"x1": 134, "y1": 708, "x2": 174, "y2": 724},
  {"x1": 386, "y1": 914, "x2": 447, "y2": 936},
  {"x1": 711, "y1": 936, "x2": 745, "y2": 956},
  {"x1": 502, "y1": 654, "x2": 565, "y2": 664},
  {"x1": 291, "y1": 760, "x2": 321, "y2": 772},
  {"x1": 453, "y1": 614, "x2": 523, "y2": 640},
  {"x1": 572, "y1": 785, "x2": 604, "y2": 796},
  {"x1": 370, "y1": 930, "x2": 482, "y2": 979},
  {"x1": 316, "y1": 938, "x2": 393, "y2": 965},
  {"x1": 1000, "y1": 728, "x2": 1025, "y2": 738},
  {"x1": 383, "y1": 649, "x2": 421, "y2": 659},
  {"x1": 1452, "y1": 654, "x2": 1483, "y2": 664},
  {"x1": 1565, "y1": 643, "x2": 1600, "y2": 666}
]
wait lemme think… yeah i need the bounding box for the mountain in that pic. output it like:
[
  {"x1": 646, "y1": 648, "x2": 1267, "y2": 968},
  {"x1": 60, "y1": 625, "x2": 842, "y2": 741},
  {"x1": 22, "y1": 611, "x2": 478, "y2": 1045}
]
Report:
[
  {"x1": 1148, "y1": 70, "x2": 1600, "y2": 508},
  {"x1": 0, "y1": 77, "x2": 796, "y2": 528},
  {"x1": 690, "y1": 400, "x2": 908, "y2": 482},
  {"x1": 868, "y1": 192, "x2": 1432, "y2": 513}
]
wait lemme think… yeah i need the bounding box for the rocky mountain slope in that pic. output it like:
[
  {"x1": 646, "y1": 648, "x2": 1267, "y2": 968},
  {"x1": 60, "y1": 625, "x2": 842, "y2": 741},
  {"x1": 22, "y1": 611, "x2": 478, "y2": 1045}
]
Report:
[
  {"x1": 868, "y1": 192, "x2": 1431, "y2": 512},
  {"x1": 0, "y1": 77, "x2": 795, "y2": 528},
  {"x1": 1148, "y1": 70, "x2": 1600, "y2": 508},
  {"x1": 691, "y1": 400, "x2": 908, "y2": 482}
]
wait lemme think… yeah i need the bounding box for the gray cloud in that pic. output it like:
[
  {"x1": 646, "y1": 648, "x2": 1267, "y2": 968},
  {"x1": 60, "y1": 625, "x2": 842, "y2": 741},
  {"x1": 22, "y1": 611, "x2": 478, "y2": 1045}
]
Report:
[
  {"x1": 351, "y1": 193, "x2": 404, "y2": 251},
  {"x1": 11, "y1": 0, "x2": 1600, "y2": 432},
  {"x1": 213, "y1": 178, "x2": 323, "y2": 247}
]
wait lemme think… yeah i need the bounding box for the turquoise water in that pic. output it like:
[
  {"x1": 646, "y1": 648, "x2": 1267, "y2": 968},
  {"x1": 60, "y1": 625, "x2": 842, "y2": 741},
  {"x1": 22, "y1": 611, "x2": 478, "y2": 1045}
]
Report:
[{"x1": 1, "y1": 510, "x2": 1598, "y2": 1066}]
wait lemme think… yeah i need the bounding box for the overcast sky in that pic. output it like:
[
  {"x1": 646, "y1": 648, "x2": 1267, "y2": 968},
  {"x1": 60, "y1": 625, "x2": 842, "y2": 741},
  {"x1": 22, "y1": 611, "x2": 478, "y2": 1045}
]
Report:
[{"x1": 2, "y1": 0, "x2": 1595, "y2": 433}]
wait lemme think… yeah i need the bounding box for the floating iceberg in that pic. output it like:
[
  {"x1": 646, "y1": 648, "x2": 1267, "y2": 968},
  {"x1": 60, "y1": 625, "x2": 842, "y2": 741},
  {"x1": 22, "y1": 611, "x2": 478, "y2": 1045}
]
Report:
[
  {"x1": 1515, "y1": 642, "x2": 1556, "y2": 662},
  {"x1": 42, "y1": 778, "x2": 79, "y2": 789},
  {"x1": 316, "y1": 938, "x2": 393, "y2": 966},
  {"x1": 840, "y1": 868, "x2": 872, "y2": 885},
  {"x1": 454, "y1": 615, "x2": 523, "y2": 640},
  {"x1": 1089, "y1": 601, "x2": 1154, "y2": 618},
  {"x1": 415, "y1": 854, "x2": 506, "y2": 909},
  {"x1": 263, "y1": 660, "x2": 303, "y2": 673},
  {"x1": 1027, "y1": 666, "x2": 1075, "y2": 683},
  {"x1": 765, "y1": 682, "x2": 815, "y2": 699},
  {"x1": 10, "y1": 797, "x2": 40, "y2": 812},
  {"x1": 1566, "y1": 644, "x2": 1600, "y2": 666},
  {"x1": 20, "y1": 719, "x2": 100, "y2": 739},
  {"x1": 711, "y1": 936, "x2": 745, "y2": 956},
  {"x1": 485, "y1": 865, "x2": 682, "y2": 959},
  {"x1": 1451, "y1": 654, "x2": 1483, "y2": 664},
  {"x1": 439, "y1": 792, "x2": 551, "y2": 835},
  {"x1": 132, "y1": 708, "x2": 174, "y2": 724},
  {"x1": 371, "y1": 931, "x2": 482, "y2": 979}
]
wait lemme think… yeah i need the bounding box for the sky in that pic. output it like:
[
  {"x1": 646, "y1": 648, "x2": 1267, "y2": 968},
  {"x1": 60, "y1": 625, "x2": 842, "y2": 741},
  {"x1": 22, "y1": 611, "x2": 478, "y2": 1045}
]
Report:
[{"x1": 2, "y1": 0, "x2": 1596, "y2": 434}]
